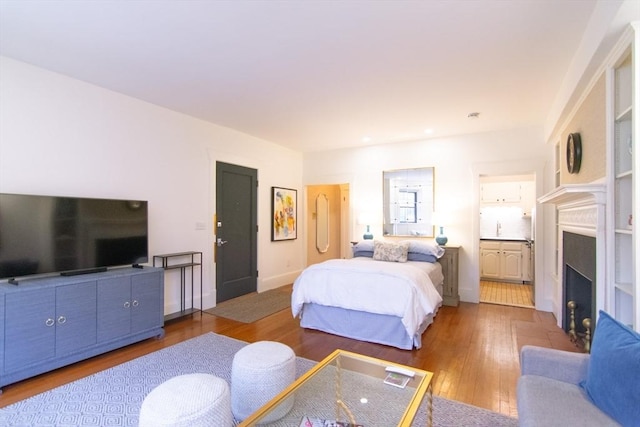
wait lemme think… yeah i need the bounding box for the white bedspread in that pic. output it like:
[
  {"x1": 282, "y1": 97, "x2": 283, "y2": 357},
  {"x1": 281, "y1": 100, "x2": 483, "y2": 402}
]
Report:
[{"x1": 291, "y1": 258, "x2": 443, "y2": 338}]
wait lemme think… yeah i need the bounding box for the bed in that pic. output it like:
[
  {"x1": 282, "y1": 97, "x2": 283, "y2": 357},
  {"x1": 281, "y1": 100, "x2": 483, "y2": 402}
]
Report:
[{"x1": 291, "y1": 240, "x2": 445, "y2": 350}]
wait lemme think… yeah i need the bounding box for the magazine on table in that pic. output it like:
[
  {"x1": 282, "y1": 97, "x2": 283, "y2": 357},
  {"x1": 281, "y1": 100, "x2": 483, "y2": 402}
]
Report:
[
  {"x1": 383, "y1": 371, "x2": 412, "y2": 388},
  {"x1": 299, "y1": 416, "x2": 364, "y2": 427}
]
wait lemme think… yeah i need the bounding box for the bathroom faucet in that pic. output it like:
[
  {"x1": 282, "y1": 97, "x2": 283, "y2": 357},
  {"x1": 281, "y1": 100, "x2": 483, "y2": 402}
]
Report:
[{"x1": 496, "y1": 221, "x2": 501, "y2": 236}]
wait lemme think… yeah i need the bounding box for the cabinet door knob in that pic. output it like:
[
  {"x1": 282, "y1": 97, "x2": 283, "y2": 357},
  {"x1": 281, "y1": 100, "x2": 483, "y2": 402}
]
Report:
[
  {"x1": 124, "y1": 301, "x2": 130, "y2": 308},
  {"x1": 45, "y1": 318, "x2": 55, "y2": 327},
  {"x1": 57, "y1": 316, "x2": 66, "y2": 325},
  {"x1": 132, "y1": 300, "x2": 139, "y2": 307}
]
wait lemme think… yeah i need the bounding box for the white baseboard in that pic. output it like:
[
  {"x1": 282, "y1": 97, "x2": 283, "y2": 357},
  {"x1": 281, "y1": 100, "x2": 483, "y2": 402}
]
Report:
[{"x1": 259, "y1": 270, "x2": 301, "y2": 292}]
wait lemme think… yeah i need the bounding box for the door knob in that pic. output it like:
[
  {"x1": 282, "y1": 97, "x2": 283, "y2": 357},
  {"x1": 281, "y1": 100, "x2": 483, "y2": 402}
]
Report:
[{"x1": 216, "y1": 238, "x2": 228, "y2": 247}]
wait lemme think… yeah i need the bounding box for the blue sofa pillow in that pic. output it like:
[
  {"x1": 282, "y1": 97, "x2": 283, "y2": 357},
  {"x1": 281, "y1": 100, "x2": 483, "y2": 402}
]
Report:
[{"x1": 582, "y1": 310, "x2": 640, "y2": 426}]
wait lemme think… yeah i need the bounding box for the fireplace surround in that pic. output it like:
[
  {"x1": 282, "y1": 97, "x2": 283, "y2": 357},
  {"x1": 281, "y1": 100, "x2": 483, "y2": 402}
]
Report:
[{"x1": 539, "y1": 183, "x2": 606, "y2": 332}]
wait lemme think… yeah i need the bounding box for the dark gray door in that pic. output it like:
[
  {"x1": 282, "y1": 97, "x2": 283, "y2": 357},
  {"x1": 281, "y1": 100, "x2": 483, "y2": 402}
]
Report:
[{"x1": 215, "y1": 162, "x2": 258, "y2": 303}]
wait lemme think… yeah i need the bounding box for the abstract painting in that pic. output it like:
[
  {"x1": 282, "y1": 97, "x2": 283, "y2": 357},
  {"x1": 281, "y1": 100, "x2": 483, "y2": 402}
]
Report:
[{"x1": 271, "y1": 187, "x2": 297, "y2": 241}]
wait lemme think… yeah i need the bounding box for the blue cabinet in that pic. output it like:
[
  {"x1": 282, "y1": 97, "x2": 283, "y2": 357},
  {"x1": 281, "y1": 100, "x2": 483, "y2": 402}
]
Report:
[
  {"x1": 4, "y1": 287, "x2": 57, "y2": 371},
  {"x1": 0, "y1": 267, "x2": 163, "y2": 389},
  {"x1": 131, "y1": 271, "x2": 163, "y2": 333},
  {"x1": 56, "y1": 282, "x2": 98, "y2": 355},
  {"x1": 97, "y1": 276, "x2": 131, "y2": 342},
  {"x1": 4, "y1": 282, "x2": 97, "y2": 372},
  {"x1": 97, "y1": 270, "x2": 163, "y2": 342}
]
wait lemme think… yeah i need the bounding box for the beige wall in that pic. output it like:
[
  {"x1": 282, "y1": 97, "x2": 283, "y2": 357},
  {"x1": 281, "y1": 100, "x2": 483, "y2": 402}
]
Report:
[
  {"x1": 560, "y1": 75, "x2": 607, "y2": 184},
  {"x1": 306, "y1": 184, "x2": 342, "y2": 266}
]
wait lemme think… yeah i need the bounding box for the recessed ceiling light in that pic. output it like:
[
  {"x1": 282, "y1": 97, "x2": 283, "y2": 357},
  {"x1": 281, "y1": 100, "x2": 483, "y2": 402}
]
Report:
[
  {"x1": 424, "y1": 129, "x2": 434, "y2": 134},
  {"x1": 362, "y1": 136, "x2": 372, "y2": 143},
  {"x1": 468, "y1": 112, "x2": 480, "y2": 119}
]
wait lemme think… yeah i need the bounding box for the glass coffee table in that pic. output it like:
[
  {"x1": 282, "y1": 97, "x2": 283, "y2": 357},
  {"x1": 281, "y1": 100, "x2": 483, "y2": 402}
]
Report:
[{"x1": 239, "y1": 349, "x2": 434, "y2": 427}]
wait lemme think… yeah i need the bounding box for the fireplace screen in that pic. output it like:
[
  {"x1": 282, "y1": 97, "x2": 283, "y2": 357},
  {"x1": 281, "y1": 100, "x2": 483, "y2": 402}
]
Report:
[{"x1": 562, "y1": 232, "x2": 596, "y2": 338}]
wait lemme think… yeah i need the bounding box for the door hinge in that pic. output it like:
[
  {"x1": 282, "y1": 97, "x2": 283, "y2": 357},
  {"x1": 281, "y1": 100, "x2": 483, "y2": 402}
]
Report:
[{"x1": 256, "y1": 224, "x2": 259, "y2": 232}]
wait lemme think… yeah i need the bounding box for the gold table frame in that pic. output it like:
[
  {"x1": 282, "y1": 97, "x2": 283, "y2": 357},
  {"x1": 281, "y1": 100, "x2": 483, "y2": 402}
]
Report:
[{"x1": 240, "y1": 349, "x2": 434, "y2": 427}]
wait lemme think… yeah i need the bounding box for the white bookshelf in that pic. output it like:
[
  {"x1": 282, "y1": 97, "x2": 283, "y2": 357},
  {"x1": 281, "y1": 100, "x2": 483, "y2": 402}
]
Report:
[{"x1": 607, "y1": 23, "x2": 639, "y2": 330}]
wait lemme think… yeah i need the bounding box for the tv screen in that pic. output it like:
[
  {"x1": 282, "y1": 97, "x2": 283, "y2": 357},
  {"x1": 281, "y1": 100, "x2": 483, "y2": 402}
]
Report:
[{"x1": 0, "y1": 193, "x2": 148, "y2": 280}]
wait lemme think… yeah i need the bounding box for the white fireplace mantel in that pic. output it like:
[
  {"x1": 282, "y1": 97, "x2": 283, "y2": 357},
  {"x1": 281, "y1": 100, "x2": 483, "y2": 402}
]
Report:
[{"x1": 538, "y1": 183, "x2": 606, "y2": 208}]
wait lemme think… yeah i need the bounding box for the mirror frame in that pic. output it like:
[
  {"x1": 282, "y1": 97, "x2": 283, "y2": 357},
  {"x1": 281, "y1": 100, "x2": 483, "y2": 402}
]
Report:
[
  {"x1": 382, "y1": 167, "x2": 435, "y2": 237},
  {"x1": 315, "y1": 193, "x2": 329, "y2": 253}
]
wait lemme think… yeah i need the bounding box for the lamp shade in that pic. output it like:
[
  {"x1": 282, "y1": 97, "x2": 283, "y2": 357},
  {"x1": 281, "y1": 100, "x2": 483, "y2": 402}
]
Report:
[
  {"x1": 431, "y1": 211, "x2": 444, "y2": 226},
  {"x1": 357, "y1": 212, "x2": 374, "y2": 225}
]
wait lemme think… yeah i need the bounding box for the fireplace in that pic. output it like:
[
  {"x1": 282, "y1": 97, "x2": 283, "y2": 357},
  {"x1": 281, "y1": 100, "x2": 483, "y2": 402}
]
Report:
[
  {"x1": 538, "y1": 183, "x2": 606, "y2": 338},
  {"x1": 562, "y1": 232, "x2": 596, "y2": 335}
]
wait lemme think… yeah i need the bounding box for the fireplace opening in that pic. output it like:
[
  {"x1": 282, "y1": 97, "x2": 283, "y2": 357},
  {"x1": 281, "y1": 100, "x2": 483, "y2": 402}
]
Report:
[
  {"x1": 562, "y1": 232, "x2": 596, "y2": 339},
  {"x1": 564, "y1": 265, "x2": 593, "y2": 331}
]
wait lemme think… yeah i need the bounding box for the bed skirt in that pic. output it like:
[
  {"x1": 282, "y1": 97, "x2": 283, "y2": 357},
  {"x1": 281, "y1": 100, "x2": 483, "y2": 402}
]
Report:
[{"x1": 299, "y1": 302, "x2": 440, "y2": 350}]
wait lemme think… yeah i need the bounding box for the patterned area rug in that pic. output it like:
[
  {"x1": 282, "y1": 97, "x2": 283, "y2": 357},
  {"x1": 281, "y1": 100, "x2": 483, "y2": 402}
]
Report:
[
  {"x1": 0, "y1": 333, "x2": 518, "y2": 426},
  {"x1": 203, "y1": 287, "x2": 291, "y2": 323}
]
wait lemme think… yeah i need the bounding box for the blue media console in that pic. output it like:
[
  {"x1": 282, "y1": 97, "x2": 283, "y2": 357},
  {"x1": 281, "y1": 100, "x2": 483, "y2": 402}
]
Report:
[{"x1": 0, "y1": 266, "x2": 164, "y2": 390}]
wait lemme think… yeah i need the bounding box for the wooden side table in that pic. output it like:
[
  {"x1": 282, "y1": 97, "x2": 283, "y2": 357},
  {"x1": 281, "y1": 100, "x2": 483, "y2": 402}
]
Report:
[{"x1": 440, "y1": 246, "x2": 460, "y2": 306}]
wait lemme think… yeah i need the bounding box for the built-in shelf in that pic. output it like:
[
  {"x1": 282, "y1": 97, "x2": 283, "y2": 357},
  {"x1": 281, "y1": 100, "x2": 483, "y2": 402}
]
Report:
[
  {"x1": 607, "y1": 25, "x2": 638, "y2": 331},
  {"x1": 616, "y1": 105, "x2": 632, "y2": 122},
  {"x1": 615, "y1": 228, "x2": 633, "y2": 235},
  {"x1": 615, "y1": 282, "x2": 633, "y2": 295}
]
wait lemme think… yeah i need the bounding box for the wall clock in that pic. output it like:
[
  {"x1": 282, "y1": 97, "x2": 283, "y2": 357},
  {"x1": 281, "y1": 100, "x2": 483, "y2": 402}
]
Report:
[{"x1": 566, "y1": 132, "x2": 582, "y2": 174}]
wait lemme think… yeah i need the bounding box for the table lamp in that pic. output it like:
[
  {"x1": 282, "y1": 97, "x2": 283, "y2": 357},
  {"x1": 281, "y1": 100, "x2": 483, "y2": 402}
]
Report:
[{"x1": 432, "y1": 212, "x2": 448, "y2": 246}]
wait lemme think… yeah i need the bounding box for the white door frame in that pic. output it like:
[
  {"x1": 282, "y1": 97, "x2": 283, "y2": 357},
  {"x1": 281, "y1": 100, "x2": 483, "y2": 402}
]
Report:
[{"x1": 470, "y1": 158, "x2": 545, "y2": 308}]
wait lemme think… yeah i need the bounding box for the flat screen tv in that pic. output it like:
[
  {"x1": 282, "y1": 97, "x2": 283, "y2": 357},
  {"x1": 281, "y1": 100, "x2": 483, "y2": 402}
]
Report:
[{"x1": 0, "y1": 193, "x2": 148, "y2": 281}]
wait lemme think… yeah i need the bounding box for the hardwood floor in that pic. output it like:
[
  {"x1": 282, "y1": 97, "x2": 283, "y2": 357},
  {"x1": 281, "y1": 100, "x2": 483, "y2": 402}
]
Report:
[
  {"x1": 480, "y1": 280, "x2": 534, "y2": 308},
  {"x1": 0, "y1": 298, "x2": 580, "y2": 419}
]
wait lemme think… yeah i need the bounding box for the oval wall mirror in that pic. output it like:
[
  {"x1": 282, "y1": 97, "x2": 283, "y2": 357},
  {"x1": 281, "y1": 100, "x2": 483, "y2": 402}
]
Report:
[
  {"x1": 316, "y1": 193, "x2": 329, "y2": 253},
  {"x1": 382, "y1": 167, "x2": 435, "y2": 237}
]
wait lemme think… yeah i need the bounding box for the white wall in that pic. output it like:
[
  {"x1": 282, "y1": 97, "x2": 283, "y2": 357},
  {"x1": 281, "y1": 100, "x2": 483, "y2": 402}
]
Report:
[
  {"x1": 303, "y1": 129, "x2": 547, "y2": 305},
  {"x1": 0, "y1": 57, "x2": 304, "y2": 312}
]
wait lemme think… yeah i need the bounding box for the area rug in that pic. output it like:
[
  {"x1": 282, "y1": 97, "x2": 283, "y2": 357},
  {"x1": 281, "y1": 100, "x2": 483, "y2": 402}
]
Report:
[
  {"x1": 0, "y1": 333, "x2": 518, "y2": 426},
  {"x1": 204, "y1": 287, "x2": 291, "y2": 323}
]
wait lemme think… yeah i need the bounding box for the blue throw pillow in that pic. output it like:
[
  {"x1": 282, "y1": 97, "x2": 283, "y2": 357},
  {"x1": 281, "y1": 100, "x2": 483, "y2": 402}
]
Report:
[
  {"x1": 352, "y1": 240, "x2": 375, "y2": 252},
  {"x1": 582, "y1": 310, "x2": 640, "y2": 426},
  {"x1": 352, "y1": 250, "x2": 374, "y2": 258},
  {"x1": 407, "y1": 252, "x2": 437, "y2": 263}
]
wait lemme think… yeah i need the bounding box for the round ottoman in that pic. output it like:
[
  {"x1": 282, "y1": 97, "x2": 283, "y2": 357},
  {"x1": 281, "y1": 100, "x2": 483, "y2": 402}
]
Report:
[
  {"x1": 139, "y1": 373, "x2": 233, "y2": 427},
  {"x1": 231, "y1": 341, "x2": 296, "y2": 422}
]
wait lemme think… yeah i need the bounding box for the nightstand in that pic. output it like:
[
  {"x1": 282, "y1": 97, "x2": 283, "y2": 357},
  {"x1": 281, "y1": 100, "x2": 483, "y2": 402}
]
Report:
[{"x1": 440, "y1": 246, "x2": 460, "y2": 306}]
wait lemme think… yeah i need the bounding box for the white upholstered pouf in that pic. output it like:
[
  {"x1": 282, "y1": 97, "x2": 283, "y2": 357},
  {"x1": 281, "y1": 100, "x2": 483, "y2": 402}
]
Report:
[
  {"x1": 139, "y1": 373, "x2": 233, "y2": 427},
  {"x1": 231, "y1": 341, "x2": 296, "y2": 422}
]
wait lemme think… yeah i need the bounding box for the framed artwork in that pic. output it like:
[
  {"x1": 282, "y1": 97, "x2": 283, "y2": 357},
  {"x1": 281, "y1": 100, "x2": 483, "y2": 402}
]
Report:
[{"x1": 271, "y1": 187, "x2": 297, "y2": 241}]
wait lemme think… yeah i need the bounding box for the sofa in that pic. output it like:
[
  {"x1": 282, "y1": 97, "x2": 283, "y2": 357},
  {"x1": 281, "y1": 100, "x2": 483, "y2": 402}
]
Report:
[{"x1": 516, "y1": 311, "x2": 640, "y2": 427}]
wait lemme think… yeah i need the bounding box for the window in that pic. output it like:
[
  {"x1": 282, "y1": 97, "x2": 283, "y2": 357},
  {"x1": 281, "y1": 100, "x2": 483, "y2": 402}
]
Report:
[{"x1": 397, "y1": 190, "x2": 417, "y2": 223}]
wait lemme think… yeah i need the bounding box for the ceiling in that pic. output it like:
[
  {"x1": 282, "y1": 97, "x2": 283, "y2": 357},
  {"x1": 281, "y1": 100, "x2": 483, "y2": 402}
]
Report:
[{"x1": 0, "y1": 0, "x2": 613, "y2": 152}]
